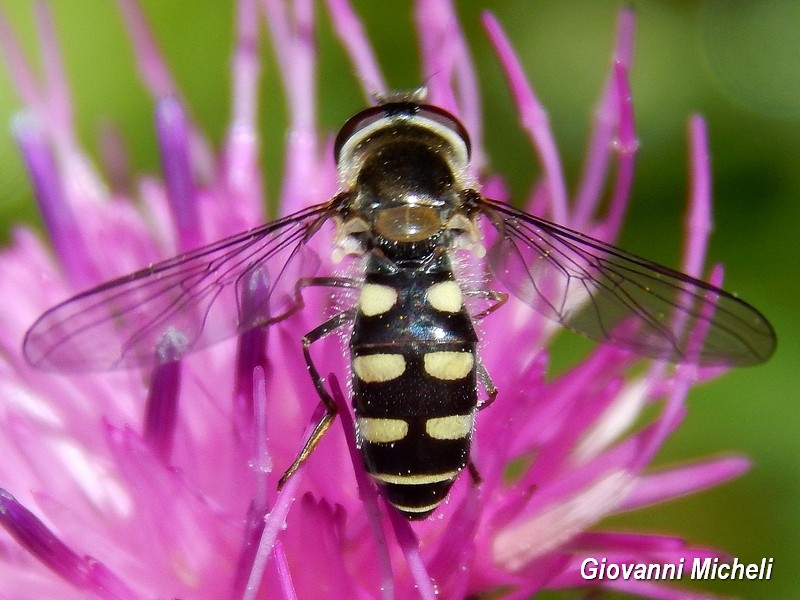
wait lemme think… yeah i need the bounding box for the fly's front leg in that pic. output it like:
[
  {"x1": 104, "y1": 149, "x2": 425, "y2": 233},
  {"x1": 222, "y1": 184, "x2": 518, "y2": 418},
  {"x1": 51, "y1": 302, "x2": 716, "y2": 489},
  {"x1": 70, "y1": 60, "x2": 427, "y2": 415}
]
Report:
[
  {"x1": 296, "y1": 276, "x2": 361, "y2": 295},
  {"x1": 278, "y1": 307, "x2": 357, "y2": 488}
]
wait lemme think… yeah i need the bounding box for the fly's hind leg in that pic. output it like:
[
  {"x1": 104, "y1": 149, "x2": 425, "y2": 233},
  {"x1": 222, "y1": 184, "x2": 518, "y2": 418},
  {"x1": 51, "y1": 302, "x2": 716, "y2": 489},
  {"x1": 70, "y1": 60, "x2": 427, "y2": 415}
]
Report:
[
  {"x1": 466, "y1": 287, "x2": 503, "y2": 409},
  {"x1": 476, "y1": 359, "x2": 497, "y2": 410},
  {"x1": 466, "y1": 290, "x2": 504, "y2": 484},
  {"x1": 277, "y1": 307, "x2": 356, "y2": 488},
  {"x1": 465, "y1": 289, "x2": 508, "y2": 320},
  {"x1": 467, "y1": 461, "x2": 483, "y2": 485},
  {"x1": 464, "y1": 360, "x2": 497, "y2": 486}
]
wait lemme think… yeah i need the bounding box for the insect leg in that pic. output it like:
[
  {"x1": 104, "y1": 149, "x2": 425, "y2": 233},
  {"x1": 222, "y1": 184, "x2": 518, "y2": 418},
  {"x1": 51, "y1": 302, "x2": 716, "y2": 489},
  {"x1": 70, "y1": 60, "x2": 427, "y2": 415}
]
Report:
[
  {"x1": 269, "y1": 276, "x2": 359, "y2": 324},
  {"x1": 469, "y1": 356, "x2": 497, "y2": 485},
  {"x1": 465, "y1": 289, "x2": 508, "y2": 320},
  {"x1": 467, "y1": 461, "x2": 482, "y2": 484},
  {"x1": 296, "y1": 276, "x2": 361, "y2": 292},
  {"x1": 466, "y1": 289, "x2": 502, "y2": 482},
  {"x1": 278, "y1": 307, "x2": 357, "y2": 488},
  {"x1": 476, "y1": 358, "x2": 497, "y2": 410}
]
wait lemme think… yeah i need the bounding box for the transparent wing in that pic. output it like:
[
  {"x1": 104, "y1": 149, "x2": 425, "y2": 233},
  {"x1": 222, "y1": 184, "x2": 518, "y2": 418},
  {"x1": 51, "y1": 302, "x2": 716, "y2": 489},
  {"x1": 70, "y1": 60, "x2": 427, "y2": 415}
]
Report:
[
  {"x1": 480, "y1": 197, "x2": 776, "y2": 367},
  {"x1": 24, "y1": 201, "x2": 339, "y2": 371}
]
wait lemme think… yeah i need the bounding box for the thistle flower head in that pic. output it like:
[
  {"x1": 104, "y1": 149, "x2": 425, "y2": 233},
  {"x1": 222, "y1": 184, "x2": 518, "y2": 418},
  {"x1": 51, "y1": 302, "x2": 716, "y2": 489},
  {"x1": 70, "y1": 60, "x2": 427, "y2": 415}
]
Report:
[{"x1": 0, "y1": 1, "x2": 754, "y2": 598}]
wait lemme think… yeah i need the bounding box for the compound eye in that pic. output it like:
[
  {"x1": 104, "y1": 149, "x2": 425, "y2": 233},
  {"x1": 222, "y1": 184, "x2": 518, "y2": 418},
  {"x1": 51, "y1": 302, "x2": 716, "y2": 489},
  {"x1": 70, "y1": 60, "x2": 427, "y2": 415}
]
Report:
[
  {"x1": 416, "y1": 105, "x2": 471, "y2": 158},
  {"x1": 334, "y1": 106, "x2": 386, "y2": 163},
  {"x1": 334, "y1": 102, "x2": 472, "y2": 164}
]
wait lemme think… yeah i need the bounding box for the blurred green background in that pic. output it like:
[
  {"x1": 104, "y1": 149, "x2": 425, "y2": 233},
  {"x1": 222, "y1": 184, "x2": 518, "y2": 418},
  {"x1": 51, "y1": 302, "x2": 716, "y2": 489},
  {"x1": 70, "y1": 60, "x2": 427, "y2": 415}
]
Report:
[{"x1": 0, "y1": 1, "x2": 797, "y2": 598}]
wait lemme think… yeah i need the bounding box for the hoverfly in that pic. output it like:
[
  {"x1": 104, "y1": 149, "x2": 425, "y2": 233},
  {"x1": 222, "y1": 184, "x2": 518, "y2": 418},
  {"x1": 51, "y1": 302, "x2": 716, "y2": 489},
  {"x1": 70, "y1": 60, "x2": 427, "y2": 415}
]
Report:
[{"x1": 23, "y1": 96, "x2": 776, "y2": 519}]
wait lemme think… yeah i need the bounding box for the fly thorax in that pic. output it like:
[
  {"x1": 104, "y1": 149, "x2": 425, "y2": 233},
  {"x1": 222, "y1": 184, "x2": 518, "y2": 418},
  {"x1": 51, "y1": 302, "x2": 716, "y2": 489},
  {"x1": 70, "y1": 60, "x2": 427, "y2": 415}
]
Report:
[
  {"x1": 353, "y1": 141, "x2": 460, "y2": 260},
  {"x1": 355, "y1": 140, "x2": 455, "y2": 205},
  {"x1": 372, "y1": 205, "x2": 443, "y2": 259}
]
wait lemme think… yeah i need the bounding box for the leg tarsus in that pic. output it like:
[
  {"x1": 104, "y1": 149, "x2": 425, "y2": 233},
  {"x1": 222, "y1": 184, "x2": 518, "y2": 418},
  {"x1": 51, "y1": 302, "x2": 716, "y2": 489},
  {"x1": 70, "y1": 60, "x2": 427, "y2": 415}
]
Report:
[
  {"x1": 467, "y1": 461, "x2": 482, "y2": 485},
  {"x1": 466, "y1": 289, "x2": 508, "y2": 320},
  {"x1": 476, "y1": 359, "x2": 498, "y2": 410},
  {"x1": 278, "y1": 309, "x2": 355, "y2": 487},
  {"x1": 278, "y1": 408, "x2": 337, "y2": 488}
]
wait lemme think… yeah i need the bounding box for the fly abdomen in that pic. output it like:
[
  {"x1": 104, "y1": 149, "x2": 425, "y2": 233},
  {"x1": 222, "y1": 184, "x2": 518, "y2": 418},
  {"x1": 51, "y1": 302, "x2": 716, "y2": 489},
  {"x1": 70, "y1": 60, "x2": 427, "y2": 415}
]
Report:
[
  {"x1": 357, "y1": 410, "x2": 475, "y2": 519},
  {"x1": 350, "y1": 252, "x2": 479, "y2": 519}
]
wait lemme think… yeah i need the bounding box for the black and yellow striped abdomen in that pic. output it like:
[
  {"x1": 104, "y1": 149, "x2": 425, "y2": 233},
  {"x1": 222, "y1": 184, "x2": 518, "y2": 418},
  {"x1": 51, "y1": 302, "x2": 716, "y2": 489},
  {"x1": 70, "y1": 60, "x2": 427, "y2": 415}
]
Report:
[{"x1": 350, "y1": 252, "x2": 478, "y2": 519}]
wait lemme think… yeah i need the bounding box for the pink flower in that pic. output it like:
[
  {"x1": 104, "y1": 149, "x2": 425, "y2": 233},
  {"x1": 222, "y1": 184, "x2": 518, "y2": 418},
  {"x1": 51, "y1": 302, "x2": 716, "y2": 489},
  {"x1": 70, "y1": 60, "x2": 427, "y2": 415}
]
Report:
[{"x1": 0, "y1": 1, "x2": 773, "y2": 599}]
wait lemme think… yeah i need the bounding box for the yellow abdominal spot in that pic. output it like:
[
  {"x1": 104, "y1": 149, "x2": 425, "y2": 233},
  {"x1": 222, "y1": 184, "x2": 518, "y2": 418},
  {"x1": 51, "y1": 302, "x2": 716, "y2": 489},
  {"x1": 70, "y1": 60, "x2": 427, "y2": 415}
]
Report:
[
  {"x1": 353, "y1": 353, "x2": 406, "y2": 382},
  {"x1": 425, "y1": 281, "x2": 463, "y2": 313},
  {"x1": 358, "y1": 417, "x2": 409, "y2": 443},
  {"x1": 423, "y1": 351, "x2": 474, "y2": 380},
  {"x1": 359, "y1": 283, "x2": 398, "y2": 316}
]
